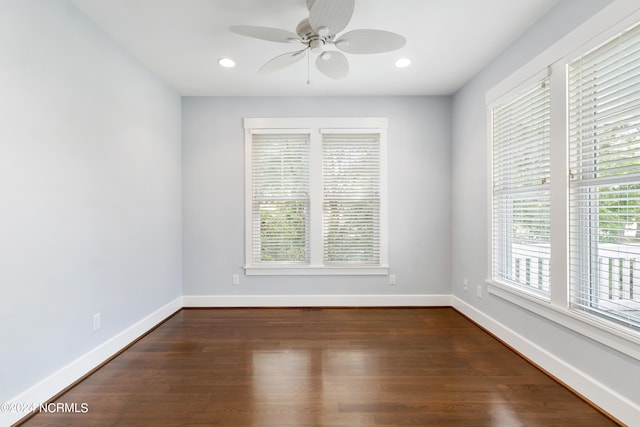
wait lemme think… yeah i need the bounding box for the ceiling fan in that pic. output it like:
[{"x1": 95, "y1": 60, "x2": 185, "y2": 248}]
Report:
[{"x1": 229, "y1": 0, "x2": 406, "y2": 80}]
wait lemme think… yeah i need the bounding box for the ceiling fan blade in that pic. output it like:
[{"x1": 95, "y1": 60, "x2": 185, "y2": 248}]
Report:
[
  {"x1": 259, "y1": 49, "x2": 308, "y2": 74},
  {"x1": 308, "y1": 0, "x2": 354, "y2": 36},
  {"x1": 335, "y1": 29, "x2": 406, "y2": 54},
  {"x1": 315, "y1": 51, "x2": 349, "y2": 80},
  {"x1": 229, "y1": 25, "x2": 300, "y2": 43}
]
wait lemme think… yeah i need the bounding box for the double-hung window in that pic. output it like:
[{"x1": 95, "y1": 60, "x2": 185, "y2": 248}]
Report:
[
  {"x1": 491, "y1": 73, "x2": 552, "y2": 298},
  {"x1": 488, "y1": 8, "x2": 640, "y2": 351},
  {"x1": 568, "y1": 22, "x2": 640, "y2": 331},
  {"x1": 244, "y1": 118, "x2": 388, "y2": 275}
]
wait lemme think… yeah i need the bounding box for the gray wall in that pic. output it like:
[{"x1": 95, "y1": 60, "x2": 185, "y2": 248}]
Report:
[
  {"x1": 451, "y1": 0, "x2": 639, "y2": 407},
  {"x1": 182, "y1": 96, "x2": 451, "y2": 296},
  {"x1": 0, "y1": 0, "x2": 182, "y2": 402}
]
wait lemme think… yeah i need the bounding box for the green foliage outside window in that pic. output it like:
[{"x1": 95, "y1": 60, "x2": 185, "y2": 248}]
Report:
[{"x1": 259, "y1": 201, "x2": 308, "y2": 262}]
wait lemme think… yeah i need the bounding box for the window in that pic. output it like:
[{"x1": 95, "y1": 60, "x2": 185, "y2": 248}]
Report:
[
  {"x1": 244, "y1": 118, "x2": 388, "y2": 275},
  {"x1": 251, "y1": 133, "x2": 310, "y2": 264},
  {"x1": 487, "y1": 6, "x2": 640, "y2": 354},
  {"x1": 491, "y1": 73, "x2": 552, "y2": 298},
  {"x1": 568, "y1": 22, "x2": 640, "y2": 331},
  {"x1": 322, "y1": 132, "x2": 381, "y2": 265}
]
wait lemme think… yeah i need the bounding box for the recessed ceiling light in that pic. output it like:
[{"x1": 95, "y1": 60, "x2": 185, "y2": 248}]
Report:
[
  {"x1": 218, "y1": 57, "x2": 236, "y2": 68},
  {"x1": 395, "y1": 58, "x2": 411, "y2": 68}
]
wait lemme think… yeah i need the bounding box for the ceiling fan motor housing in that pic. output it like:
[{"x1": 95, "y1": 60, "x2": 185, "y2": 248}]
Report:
[
  {"x1": 296, "y1": 18, "x2": 315, "y2": 40},
  {"x1": 296, "y1": 18, "x2": 334, "y2": 52}
]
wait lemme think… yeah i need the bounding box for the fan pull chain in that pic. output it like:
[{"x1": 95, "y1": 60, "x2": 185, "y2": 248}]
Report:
[{"x1": 307, "y1": 49, "x2": 310, "y2": 85}]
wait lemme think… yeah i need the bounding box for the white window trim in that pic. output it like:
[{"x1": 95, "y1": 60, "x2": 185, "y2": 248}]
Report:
[
  {"x1": 486, "y1": 0, "x2": 640, "y2": 361},
  {"x1": 244, "y1": 117, "x2": 389, "y2": 276}
]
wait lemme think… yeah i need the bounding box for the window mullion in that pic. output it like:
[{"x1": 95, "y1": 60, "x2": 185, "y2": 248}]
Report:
[
  {"x1": 549, "y1": 61, "x2": 569, "y2": 309},
  {"x1": 309, "y1": 128, "x2": 324, "y2": 266}
]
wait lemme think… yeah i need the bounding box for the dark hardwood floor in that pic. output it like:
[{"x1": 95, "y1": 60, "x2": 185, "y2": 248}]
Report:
[{"x1": 18, "y1": 308, "x2": 618, "y2": 426}]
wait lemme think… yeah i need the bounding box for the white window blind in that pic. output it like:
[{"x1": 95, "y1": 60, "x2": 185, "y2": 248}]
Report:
[
  {"x1": 492, "y1": 75, "x2": 551, "y2": 297},
  {"x1": 251, "y1": 133, "x2": 310, "y2": 264},
  {"x1": 322, "y1": 133, "x2": 380, "y2": 264},
  {"x1": 244, "y1": 117, "x2": 389, "y2": 275},
  {"x1": 568, "y1": 22, "x2": 640, "y2": 331}
]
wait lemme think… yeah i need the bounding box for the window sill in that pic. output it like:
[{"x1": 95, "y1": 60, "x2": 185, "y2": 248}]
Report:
[
  {"x1": 486, "y1": 279, "x2": 640, "y2": 361},
  {"x1": 245, "y1": 265, "x2": 390, "y2": 276},
  {"x1": 487, "y1": 279, "x2": 551, "y2": 304}
]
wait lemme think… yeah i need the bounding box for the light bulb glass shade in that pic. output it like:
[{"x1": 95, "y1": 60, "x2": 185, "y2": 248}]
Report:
[
  {"x1": 309, "y1": 39, "x2": 324, "y2": 52},
  {"x1": 317, "y1": 26, "x2": 330, "y2": 37}
]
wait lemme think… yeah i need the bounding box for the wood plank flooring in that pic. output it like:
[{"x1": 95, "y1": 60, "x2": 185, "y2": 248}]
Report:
[{"x1": 18, "y1": 308, "x2": 618, "y2": 426}]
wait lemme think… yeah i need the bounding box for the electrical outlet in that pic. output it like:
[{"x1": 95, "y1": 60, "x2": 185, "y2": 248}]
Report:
[
  {"x1": 463, "y1": 279, "x2": 468, "y2": 291},
  {"x1": 232, "y1": 274, "x2": 240, "y2": 285},
  {"x1": 389, "y1": 274, "x2": 397, "y2": 285},
  {"x1": 477, "y1": 284, "x2": 482, "y2": 298},
  {"x1": 93, "y1": 313, "x2": 101, "y2": 331}
]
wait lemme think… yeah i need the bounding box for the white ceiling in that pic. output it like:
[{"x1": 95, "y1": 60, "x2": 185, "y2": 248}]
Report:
[{"x1": 71, "y1": 0, "x2": 560, "y2": 96}]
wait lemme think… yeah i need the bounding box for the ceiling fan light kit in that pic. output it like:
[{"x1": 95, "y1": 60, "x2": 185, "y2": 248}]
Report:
[{"x1": 229, "y1": 0, "x2": 406, "y2": 81}]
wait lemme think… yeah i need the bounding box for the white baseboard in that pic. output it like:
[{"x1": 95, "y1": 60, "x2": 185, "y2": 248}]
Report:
[
  {"x1": 451, "y1": 296, "x2": 640, "y2": 427},
  {"x1": 181, "y1": 294, "x2": 452, "y2": 307},
  {"x1": 2, "y1": 297, "x2": 182, "y2": 427}
]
